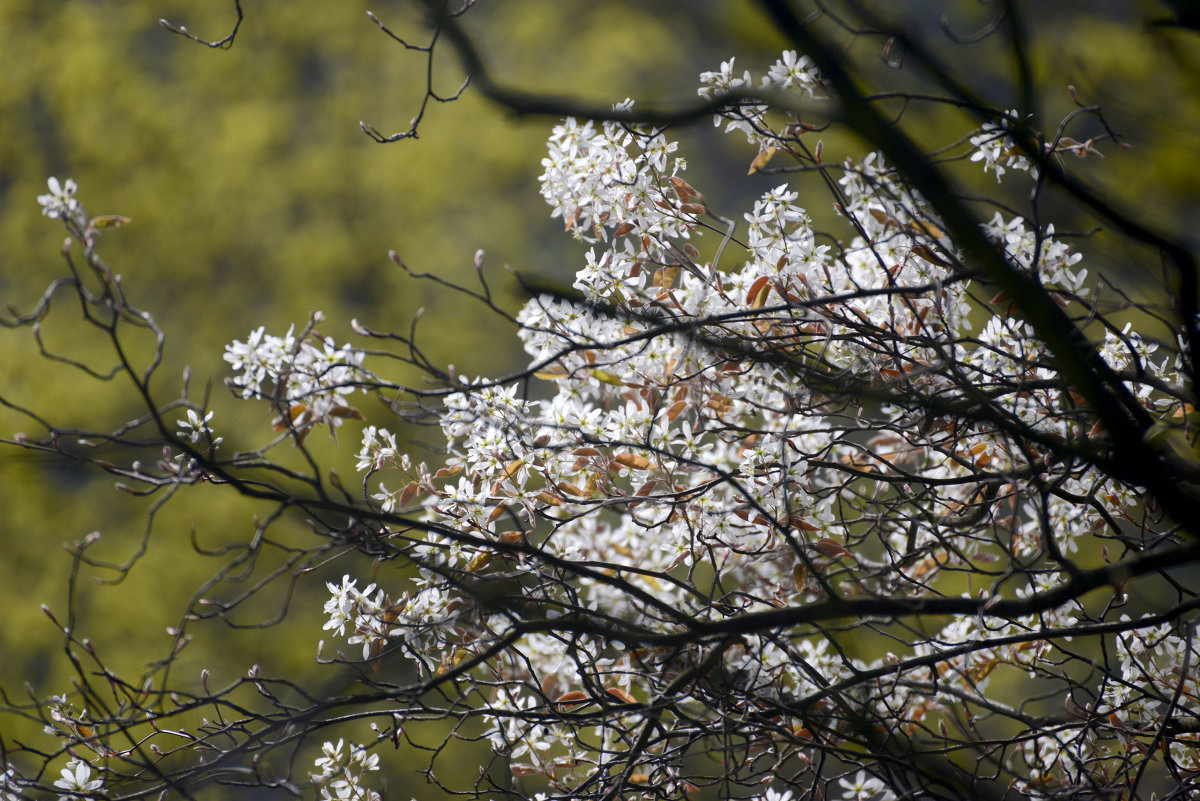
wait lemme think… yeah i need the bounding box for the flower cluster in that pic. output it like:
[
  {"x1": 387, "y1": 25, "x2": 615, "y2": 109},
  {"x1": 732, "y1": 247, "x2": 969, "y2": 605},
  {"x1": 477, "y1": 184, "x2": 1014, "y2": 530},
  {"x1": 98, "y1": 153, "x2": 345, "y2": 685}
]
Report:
[
  {"x1": 538, "y1": 101, "x2": 688, "y2": 245},
  {"x1": 698, "y1": 51, "x2": 822, "y2": 145},
  {"x1": 176, "y1": 408, "x2": 223, "y2": 449},
  {"x1": 1, "y1": 767, "x2": 26, "y2": 801},
  {"x1": 291, "y1": 49, "x2": 1193, "y2": 801},
  {"x1": 37, "y1": 177, "x2": 87, "y2": 229},
  {"x1": 52, "y1": 760, "x2": 103, "y2": 800},
  {"x1": 224, "y1": 318, "x2": 368, "y2": 439},
  {"x1": 310, "y1": 740, "x2": 380, "y2": 801},
  {"x1": 969, "y1": 109, "x2": 1039, "y2": 181}
]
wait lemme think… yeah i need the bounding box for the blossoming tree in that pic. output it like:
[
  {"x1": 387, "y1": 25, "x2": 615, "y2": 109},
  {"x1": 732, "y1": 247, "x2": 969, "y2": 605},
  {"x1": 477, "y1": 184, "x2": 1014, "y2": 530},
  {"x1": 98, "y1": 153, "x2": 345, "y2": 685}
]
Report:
[{"x1": 4, "y1": 2, "x2": 1200, "y2": 801}]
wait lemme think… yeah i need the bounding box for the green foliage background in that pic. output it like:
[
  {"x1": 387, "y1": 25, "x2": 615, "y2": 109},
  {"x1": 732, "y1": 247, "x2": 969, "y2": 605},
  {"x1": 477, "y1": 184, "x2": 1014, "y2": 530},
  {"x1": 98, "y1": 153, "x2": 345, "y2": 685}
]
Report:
[{"x1": 1, "y1": 0, "x2": 1197, "y2": 797}]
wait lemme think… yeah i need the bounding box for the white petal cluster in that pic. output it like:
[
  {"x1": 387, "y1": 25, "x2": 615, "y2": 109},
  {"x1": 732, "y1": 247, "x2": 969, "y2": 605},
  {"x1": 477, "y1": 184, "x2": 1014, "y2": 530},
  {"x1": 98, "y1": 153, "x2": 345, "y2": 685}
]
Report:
[
  {"x1": 539, "y1": 103, "x2": 689, "y2": 245},
  {"x1": 311, "y1": 739, "x2": 380, "y2": 801},
  {"x1": 224, "y1": 320, "x2": 368, "y2": 435},
  {"x1": 303, "y1": 50, "x2": 1192, "y2": 799},
  {"x1": 969, "y1": 109, "x2": 1038, "y2": 181},
  {"x1": 37, "y1": 177, "x2": 87, "y2": 228},
  {"x1": 1, "y1": 767, "x2": 24, "y2": 801},
  {"x1": 176, "y1": 408, "x2": 223, "y2": 448},
  {"x1": 53, "y1": 759, "x2": 103, "y2": 800}
]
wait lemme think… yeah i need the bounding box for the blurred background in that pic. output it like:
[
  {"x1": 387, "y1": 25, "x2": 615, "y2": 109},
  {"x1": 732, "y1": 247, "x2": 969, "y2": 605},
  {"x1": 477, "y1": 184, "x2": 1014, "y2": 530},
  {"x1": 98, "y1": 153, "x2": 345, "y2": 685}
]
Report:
[{"x1": 1, "y1": 1, "x2": 1197, "y2": 797}]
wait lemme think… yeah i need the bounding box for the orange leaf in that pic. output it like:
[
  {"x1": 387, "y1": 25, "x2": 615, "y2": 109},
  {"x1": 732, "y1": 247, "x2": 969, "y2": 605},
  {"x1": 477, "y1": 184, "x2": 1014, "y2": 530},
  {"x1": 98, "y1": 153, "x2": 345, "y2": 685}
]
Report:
[
  {"x1": 605, "y1": 687, "x2": 637, "y2": 704},
  {"x1": 613, "y1": 453, "x2": 653, "y2": 470},
  {"x1": 554, "y1": 691, "x2": 591, "y2": 707},
  {"x1": 273, "y1": 403, "x2": 308, "y2": 431}
]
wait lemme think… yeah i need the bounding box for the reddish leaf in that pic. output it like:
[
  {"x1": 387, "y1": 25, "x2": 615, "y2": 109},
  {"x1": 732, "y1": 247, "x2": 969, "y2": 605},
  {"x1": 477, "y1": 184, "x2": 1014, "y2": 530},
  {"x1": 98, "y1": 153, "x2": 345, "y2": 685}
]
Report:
[
  {"x1": 605, "y1": 687, "x2": 637, "y2": 704},
  {"x1": 554, "y1": 691, "x2": 591, "y2": 707},
  {"x1": 813, "y1": 538, "x2": 853, "y2": 559}
]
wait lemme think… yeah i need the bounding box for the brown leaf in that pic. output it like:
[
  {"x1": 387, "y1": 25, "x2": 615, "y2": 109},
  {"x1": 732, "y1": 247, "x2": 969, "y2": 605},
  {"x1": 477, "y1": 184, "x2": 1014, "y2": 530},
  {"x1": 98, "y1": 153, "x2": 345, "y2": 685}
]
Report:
[
  {"x1": 790, "y1": 516, "x2": 820, "y2": 532},
  {"x1": 613, "y1": 453, "x2": 653, "y2": 470},
  {"x1": 669, "y1": 176, "x2": 701, "y2": 199},
  {"x1": 634, "y1": 480, "x2": 660, "y2": 497},
  {"x1": 813, "y1": 538, "x2": 853, "y2": 559},
  {"x1": 397, "y1": 481, "x2": 420, "y2": 507},
  {"x1": 665, "y1": 399, "x2": 688, "y2": 421}
]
